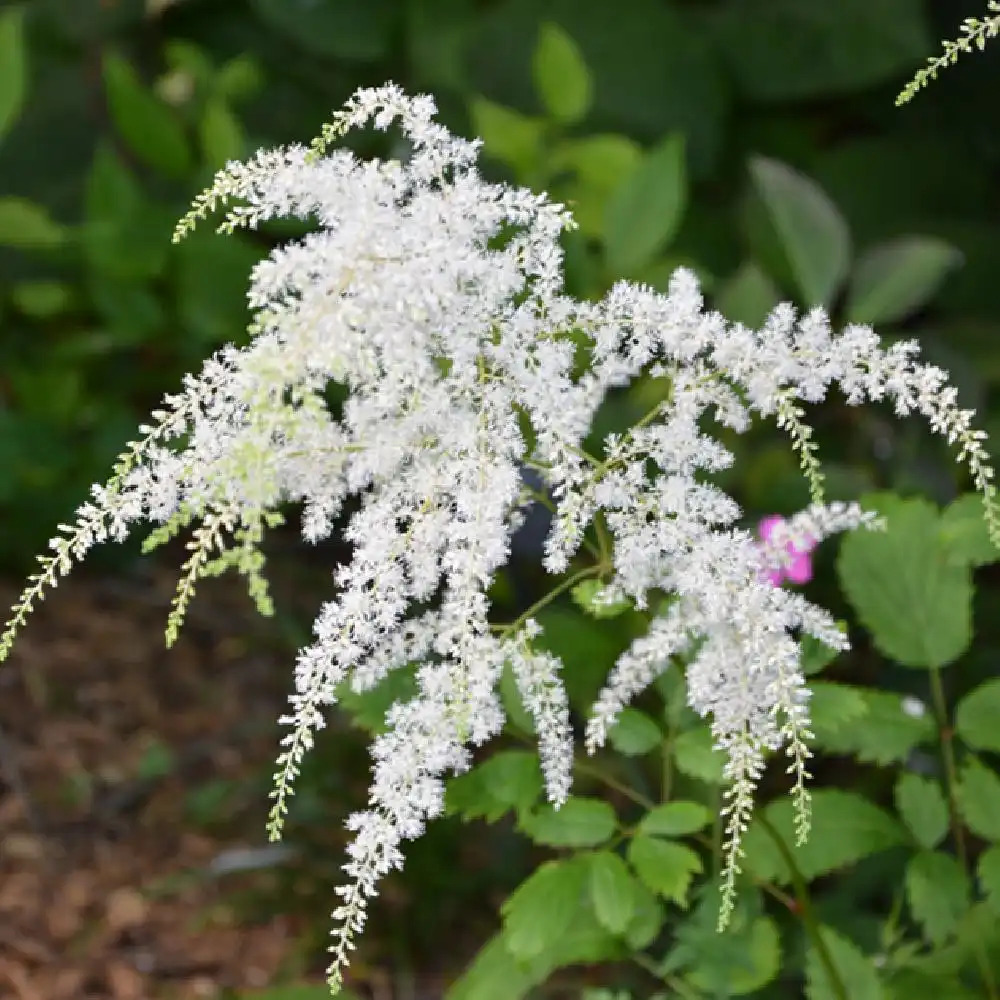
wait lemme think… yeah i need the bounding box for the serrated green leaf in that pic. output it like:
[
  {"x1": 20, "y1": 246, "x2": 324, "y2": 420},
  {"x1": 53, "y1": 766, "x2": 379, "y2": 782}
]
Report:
[
  {"x1": 805, "y1": 925, "x2": 885, "y2": 1000},
  {"x1": 957, "y1": 758, "x2": 1000, "y2": 841},
  {"x1": 103, "y1": 52, "x2": 193, "y2": 178},
  {"x1": 846, "y1": 237, "x2": 962, "y2": 325},
  {"x1": 906, "y1": 851, "x2": 970, "y2": 946},
  {"x1": 749, "y1": 157, "x2": 851, "y2": 307},
  {"x1": 715, "y1": 260, "x2": 781, "y2": 328},
  {"x1": 588, "y1": 851, "x2": 637, "y2": 935},
  {"x1": 571, "y1": 579, "x2": 632, "y2": 619},
  {"x1": 609, "y1": 708, "x2": 662, "y2": 756},
  {"x1": 521, "y1": 797, "x2": 617, "y2": 847},
  {"x1": 671, "y1": 726, "x2": 725, "y2": 784},
  {"x1": 533, "y1": 22, "x2": 591, "y2": 125},
  {"x1": 977, "y1": 844, "x2": 1000, "y2": 916},
  {"x1": 0, "y1": 5, "x2": 26, "y2": 142},
  {"x1": 627, "y1": 836, "x2": 702, "y2": 906},
  {"x1": 0, "y1": 197, "x2": 68, "y2": 249},
  {"x1": 837, "y1": 493, "x2": 971, "y2": 668},
  {"x1": 623, "y1": 878, "x2": 664, "y2": 950},
  {"x1": 470, "y1": 97, "x2": 544, "y2": 181},
  {"x1": 604, "y1": 134, "x2": 687, "y2": 276},
  {"x1": 940, "y1": 494, "x2": 1000, "y2": 568},
  {"x1": 686, "y1": 917, "x2": 781, "y2": 996},
  {"x1": 956, "y1": 679, "x2": 1000, "y2": 754},
  {"x1": 716, "y1": 0, "x2": 931, "y2": 101},
  {"x1": 638, "y1": 801, "x2": 712, "y2": 838},
  {"x1": 743, "y1": 790, "x2": 905, "y2": 883},
  {"x1": 895, "y1": 773, "x2": 949, "y2": 850},
  {"x1": 809, "y1": 682, "x2": 869, "y2": 743},
  {"x1": 502, "y1": 858, "x2": 587, "y2": 960},
  {"x1": 814, "y1": 688, "x2": 933, "y2": 764}
]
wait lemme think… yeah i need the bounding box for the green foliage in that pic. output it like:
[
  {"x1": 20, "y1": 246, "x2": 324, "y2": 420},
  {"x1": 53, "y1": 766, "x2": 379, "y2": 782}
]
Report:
[
  {"x1": 957, "y1": 758, "x2": 1000, "y2": 840},
  {"x1": 894, "y1": 773, "x2": 948, "y2": 850},
  {"x1": 837, "y1": 494, "x2": 979, "y2": 669},
  {"x1": 743, "y1": 790, "x2": 906, "y2": 883},
  {"x1": 520, "y1": 797, "x2": 618, "y2": 848},
  {"x1": 846, "y1": 237, "x2": 963, "y2": 325},
  {"x1": 587, "y1": 850, "x2": 639, "y2": 935},
  {"x1": 804, "y1": 926, "x2": 884, "y2": 1000},
  {"x1": 0, "y1": 6, "x2": 26, "y2": 142},
  {"x1": 607, "y1": 707, "x2": 662, "y2": 756},
  {"x1": 906, "y1": 850, "x2": 970, "y2": 945},
  {"x1": 956, "y1": 678, "x2": 1000, "y2": 753},
  {"x1": 626, "y1": 836, "x2": 702, "y2": 906},
  {"x1": 533, "y1": 23, "x2": 592, "y2": 126},
  {"x1": 603, "y1": 134, "x2": 687, "y2": 276},
  {"x1": 637, "y1": 801, "x2": 712, "y2": 838},
  {"x1": 748, "y1": 157, "x2": 851, "y2": 308}
]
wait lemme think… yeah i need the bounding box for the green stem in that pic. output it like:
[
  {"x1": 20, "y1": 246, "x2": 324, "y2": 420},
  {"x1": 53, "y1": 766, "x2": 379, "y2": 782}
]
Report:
[
  {"x1": 927, "y1": 667, "x2": 998, "y2": 1000},
  {"x1": 756, "y1": 813, "x2": 848, "y2": 1000},
  {"x1": 492, "y1": 563, "x2": 606, "y2": 639}
]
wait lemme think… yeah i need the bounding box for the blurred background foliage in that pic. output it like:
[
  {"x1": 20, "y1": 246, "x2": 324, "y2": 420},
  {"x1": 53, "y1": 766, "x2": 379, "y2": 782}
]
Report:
[{"x1": 3, "y1": 0, "x2": 1000, "y2": 996}]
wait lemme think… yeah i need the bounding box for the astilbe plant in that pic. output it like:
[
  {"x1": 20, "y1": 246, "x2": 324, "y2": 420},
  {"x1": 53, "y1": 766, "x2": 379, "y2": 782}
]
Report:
[{"x1": 1, "y1": 85, "x2": 998, "y2": 993}]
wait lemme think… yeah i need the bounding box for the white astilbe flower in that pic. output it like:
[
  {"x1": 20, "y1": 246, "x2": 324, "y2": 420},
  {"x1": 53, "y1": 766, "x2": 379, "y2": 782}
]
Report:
[{"x1": 1, "y1": 85, "x2": 998, "y2": 991}]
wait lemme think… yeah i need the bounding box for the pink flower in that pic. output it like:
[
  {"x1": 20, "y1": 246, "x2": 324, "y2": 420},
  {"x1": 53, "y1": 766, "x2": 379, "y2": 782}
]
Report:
[{"x1": 758, "y1": 515, "x2": 816, "y2": 587}]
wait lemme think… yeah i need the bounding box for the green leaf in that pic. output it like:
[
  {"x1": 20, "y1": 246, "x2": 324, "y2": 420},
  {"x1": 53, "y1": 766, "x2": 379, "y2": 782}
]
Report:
[
  {"x1": 715, "y1": 261, "x2": 781, "y2": 328},
  {"x1": 716, "y1": 0, "x2": 931, "y2": 101},
  {"x1": 846, "y1": 237, "x2": 963, "y2": 325},
  {"x1": 587, "y1": 850, "x2": 637, "y2": 935},
  {"x1": 808, "y1": 682, "x2": 869, "y2": 743},
  {"x1": 685, "y1": 916, "x2": 781, "y2": 996},
  {"x1": 553, "y1": 134, "x2": 642, "y2": 238},
  {"x1": 977, "y1": 844, "x2": 1000, "y2": 917},
  {"x1": 671, "y1": 726, "x2": 725, "y2": 784},
  {"x1": 533, "y1": 22, "x2": 592, "y2": 125},
  {"x1": 940, "y1": 494, "x2": 1000, "y2": 569},
  {"x1": 837, "y1": 493, "x2": 972, "y2": 668},
  {"x1": 10, "y1": 281, "x2": 75, "y2": 319},
  {"x1": 638, "y1": 801, "x2": 712, "y2": 838},
  {"x1": 623, "y1": 878, "x2": 664, "y2": 950},
  {"x1": 103, "y1": 52, "x2": 193, "y2": 178},
  {"x1": 608, "y1": 708, "x2": 662, "y2": 756},
  {"x1": 502, "y1": 858, "x2": 587, "y2": 960},
  {"x1": 446, "y1": 750, "x2": 543, "y2": 822},
  {"x1": 956, "y1": 679, "x2": 1000, "y2": 755},
  {"x1": 749, "y1": 156, "x2": 851, "y2": 307},
  {"x1": 801, "y1": 629, "x2": 846, "y2": 675},
  {"x1": 813, "y1": 688, "x2": 933, "y2": 764},
  {"x1": 0, "y1": 5, "x2": 26, "y2": 142},
  {"x1": 521, "y1": 796, "x2": 617, "y2": 848},
  {"x1": 906, "y1": 851, "x2": 970, "y2": 945},
  {"x1": 0, "y1": 197, "x2": 68, "y2": 249},
  {"x1": 957, "y1": 758, "x2": 1000, "y2": 841},
  {"x1": 199, "y1": 96, "x2": 244, "y2": 170},
  {"x1": 470, "y1": 97, "x2": 545, "y2": 181},
  {"x1": 604, "y1": 134, "x2": 687, "y2": 276},
  {"x1": 627, "y1": 836, "x2": 702, "y2": 906},
  {"x1": 743, "y1": 790, "x2": 905, "y2": 883},
  {"x1": 571, "y1": 578, "x2": 632, "y2": 620},
  {"x1": 895, "y1": 773, "x2": 949, "y2": 850},
  {"x1": 805, "y1": 925, "x2": 884, "y2": 1000},
  {"x1": 445, "y1": 935, "x2": 535, "y2": 1000}
]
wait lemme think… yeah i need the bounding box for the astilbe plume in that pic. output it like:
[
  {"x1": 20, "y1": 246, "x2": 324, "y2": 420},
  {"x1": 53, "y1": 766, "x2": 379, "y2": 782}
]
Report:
[{"x1": 1, "y1": 85, "x2": 997, "y2": 992}]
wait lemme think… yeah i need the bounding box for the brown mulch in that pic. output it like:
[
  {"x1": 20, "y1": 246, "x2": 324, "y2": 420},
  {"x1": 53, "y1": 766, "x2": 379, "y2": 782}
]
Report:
[{"x1": 0, "y1": 556, "x2": 315, "y2": 1000}]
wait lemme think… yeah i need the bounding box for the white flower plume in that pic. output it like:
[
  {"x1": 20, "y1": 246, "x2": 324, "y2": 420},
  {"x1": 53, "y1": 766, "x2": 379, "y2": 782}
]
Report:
[{"x1": 1, "y1": 84, "x2": 997, "y2": 989}]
